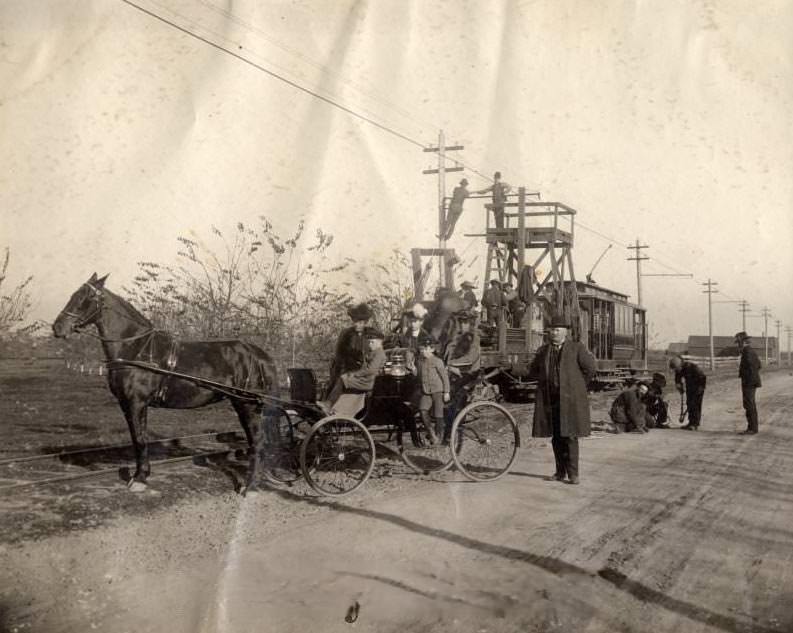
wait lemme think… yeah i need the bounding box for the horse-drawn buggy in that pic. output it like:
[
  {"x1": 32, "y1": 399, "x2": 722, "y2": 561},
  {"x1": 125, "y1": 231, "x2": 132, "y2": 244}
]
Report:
[{"x1": 52, "y1": 274, "x2": 521, "y2": 497}]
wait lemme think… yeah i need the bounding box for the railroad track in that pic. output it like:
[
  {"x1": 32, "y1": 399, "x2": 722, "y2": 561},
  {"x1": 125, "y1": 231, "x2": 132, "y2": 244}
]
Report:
[{"x1": 0, "y1": 429, "x2": 247, "y2": 493}]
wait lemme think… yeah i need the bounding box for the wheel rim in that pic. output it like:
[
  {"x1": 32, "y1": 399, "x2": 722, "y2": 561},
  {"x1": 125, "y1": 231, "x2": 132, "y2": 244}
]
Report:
[
  {"x1": 300, "y1": 416, "x2": 375, "y2": 496},
  {"x1": 451, "y1": 401, "x2": 520, "y2": 481}
]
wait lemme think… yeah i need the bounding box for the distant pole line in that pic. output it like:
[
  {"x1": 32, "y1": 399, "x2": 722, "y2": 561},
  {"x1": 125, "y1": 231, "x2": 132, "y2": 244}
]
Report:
[
  {"x1": 626, "y1": 239, "x2": 649, "y2": 306},
  {"x1": 701, "y1": 279, "x2": 719, "y2": 371}
]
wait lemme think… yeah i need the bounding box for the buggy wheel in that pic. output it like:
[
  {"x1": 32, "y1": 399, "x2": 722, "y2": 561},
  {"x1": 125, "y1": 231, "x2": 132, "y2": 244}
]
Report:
[
  {"x1": 451, "y1": 401, "x2": 520, "y2": 482},
  {"x1": 300, "y1": 416, "x2": 375, "y2": 497},
  {"x1": 260, "y1": 412, "x2": 302, "y2": 485},
  {"x1": 400, "y1": 416, "x2": 454, "y2": 475}
]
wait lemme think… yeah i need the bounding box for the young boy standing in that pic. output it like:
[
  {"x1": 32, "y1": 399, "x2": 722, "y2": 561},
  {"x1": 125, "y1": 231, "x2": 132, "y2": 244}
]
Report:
[{"x1": 416, "y1": 334, "x2": 450, "y2": 445}]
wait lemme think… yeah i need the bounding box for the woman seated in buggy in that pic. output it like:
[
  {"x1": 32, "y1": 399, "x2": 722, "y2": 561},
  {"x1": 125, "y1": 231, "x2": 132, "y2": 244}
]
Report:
[{"x1": 319, "y1": 327, "x2": 387, "y2": 417}]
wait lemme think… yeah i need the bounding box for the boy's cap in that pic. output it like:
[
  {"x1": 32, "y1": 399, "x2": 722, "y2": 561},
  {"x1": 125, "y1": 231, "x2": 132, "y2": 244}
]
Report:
[
  {"x1": 364, "y1": 327, "x2": 385, "y2": 340},
  {"x1": 417, "y1": 334, "x2": 437, "y2": 347}
]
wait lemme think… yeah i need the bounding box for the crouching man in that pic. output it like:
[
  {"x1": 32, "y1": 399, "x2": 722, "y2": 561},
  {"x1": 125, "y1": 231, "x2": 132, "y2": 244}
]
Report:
[{"x1": 610, "y1": 381, "x2": 653, "y2": 433}]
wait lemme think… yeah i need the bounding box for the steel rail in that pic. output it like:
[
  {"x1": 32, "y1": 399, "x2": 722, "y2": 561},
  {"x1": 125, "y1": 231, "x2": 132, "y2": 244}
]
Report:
[
  {"x1": 0, "y1": 430, "x2": 243, "y2": 467},
  {"x1": 0, "y1": 448, "x2": 246, "y2": 493}
]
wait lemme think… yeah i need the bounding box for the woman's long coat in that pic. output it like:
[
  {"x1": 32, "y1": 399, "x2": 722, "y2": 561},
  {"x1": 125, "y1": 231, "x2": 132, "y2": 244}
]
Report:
[{"x1": 529, "y1": 340, "x2": 596, "y2": 438}]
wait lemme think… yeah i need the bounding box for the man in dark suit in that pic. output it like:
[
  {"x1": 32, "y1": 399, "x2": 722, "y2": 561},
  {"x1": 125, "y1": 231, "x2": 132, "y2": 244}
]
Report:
[
  {"x1": 669, "y1": 355, "x2": 707, "y2": 430},
  {"x1": 529, "y1": 313, "x2": 596, "y2": 485},
  {"x1": 481, "y1": 279, "x2": 504, "y2": 326},
  {"x1": 735, "y1": 331, "x2": 762, "y2": 434}
]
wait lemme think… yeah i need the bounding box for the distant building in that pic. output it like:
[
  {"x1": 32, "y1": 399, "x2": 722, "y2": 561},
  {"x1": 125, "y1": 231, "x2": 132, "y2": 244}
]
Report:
[
  {"x1": 667, "y1": 342, "x2": 687, "y2": 355},
  {"x1": 686, "y1": 335, "x2": 778, "y2": 359}
]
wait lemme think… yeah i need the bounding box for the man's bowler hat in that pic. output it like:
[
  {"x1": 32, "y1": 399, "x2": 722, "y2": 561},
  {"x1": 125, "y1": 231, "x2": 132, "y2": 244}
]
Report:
[
  {"x1": 548, "y1": 313, "x2": 571, "y2": 329},
  {"x1": 460, "y1": 281, "x2": 475, "y2": 289}
]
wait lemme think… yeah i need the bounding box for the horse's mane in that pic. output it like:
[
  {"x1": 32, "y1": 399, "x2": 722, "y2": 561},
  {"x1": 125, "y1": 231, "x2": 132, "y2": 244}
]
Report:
[{"x1": 104, "y1": 287, "x2": 154, "y2": 329}]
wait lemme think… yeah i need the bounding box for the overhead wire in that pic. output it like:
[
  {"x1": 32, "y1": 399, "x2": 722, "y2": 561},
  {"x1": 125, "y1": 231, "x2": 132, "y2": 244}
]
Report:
[{"x1": 119, "y1": 0, "x2": 782, "y2": 323}]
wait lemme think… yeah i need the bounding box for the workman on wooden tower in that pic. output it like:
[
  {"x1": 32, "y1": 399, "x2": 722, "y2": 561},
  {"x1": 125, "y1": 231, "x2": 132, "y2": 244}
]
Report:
[
  {"x1": 476, "y1": 171, "x2": 511, "y2": 229},
  {"x1": 735, "y1": 331, "x2": 762, "y2": 435},
  {"x1": 442, "y1": 178, "x2": 471, "y2": 240}
]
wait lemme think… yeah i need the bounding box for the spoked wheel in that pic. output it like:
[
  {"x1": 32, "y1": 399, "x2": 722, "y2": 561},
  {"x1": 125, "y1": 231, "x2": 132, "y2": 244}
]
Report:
[
  {"x1": 450, "y1": 401, "x2": 520, "y2": 481},
  {"x1": 400, "y1": 416, "x2": 454, "y2": 475},
  {"x1": 260, "y1": 412, "x2": 302, "y2": 485},
  {"x1": 300, "y1": 415, "x2": 376, "y2": 496}
]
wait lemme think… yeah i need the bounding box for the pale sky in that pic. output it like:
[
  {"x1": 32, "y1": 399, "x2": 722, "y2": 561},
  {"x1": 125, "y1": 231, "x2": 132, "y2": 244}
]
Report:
[{"x1": 1, "y1": 0, "x2": 792, "y2": 346}]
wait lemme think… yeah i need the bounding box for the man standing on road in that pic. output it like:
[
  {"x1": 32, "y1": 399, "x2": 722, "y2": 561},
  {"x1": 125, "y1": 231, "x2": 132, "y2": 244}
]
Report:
[
  {"x1": 735, "y1": 331, "x2": 762, "y2": 435},
  {"x1": 529, "y1": 313, "x2": 596, "y2": 485},
  {"x1": 669, "y1": 355, "x2": 707, "y2": 431}
]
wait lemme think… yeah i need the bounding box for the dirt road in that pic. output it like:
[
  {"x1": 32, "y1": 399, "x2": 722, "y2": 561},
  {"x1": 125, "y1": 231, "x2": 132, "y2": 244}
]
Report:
[{"x1": 2, "y1": 371, "x2": 792, "y2": 633}]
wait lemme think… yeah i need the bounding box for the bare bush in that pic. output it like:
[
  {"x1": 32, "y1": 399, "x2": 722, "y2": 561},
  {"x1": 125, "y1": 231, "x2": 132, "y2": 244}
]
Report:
[{"x1": 0, "y1": 247, "x2": 34, "y2": 338}]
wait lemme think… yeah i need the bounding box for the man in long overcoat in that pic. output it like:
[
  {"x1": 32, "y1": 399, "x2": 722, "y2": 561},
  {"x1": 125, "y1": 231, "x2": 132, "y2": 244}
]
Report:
[
  {"x1": 529, "y1": 313, "x2": 596, "y2": 484},
  {"x1": 735, "y1": 331, "x2": 762, "y2": 434}
]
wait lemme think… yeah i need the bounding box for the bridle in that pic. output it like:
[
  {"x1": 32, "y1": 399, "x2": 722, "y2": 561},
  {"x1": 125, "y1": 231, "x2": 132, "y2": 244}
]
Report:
[
  {"x1": 61, "y1": 282, "x2": 157, "y2": 343},
  {"x1": 61, "y1": 282, "x2": 105, "y2": 331}
]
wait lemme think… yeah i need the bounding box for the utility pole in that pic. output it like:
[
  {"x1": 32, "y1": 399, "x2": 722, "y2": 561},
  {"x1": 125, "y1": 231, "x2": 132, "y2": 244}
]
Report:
[
  {"x1": 702, "y1": 279, "x2": 719, "y2": 371},
  {"x1": 776, "y1": 319, "x2": 782, "y2": 366},
  {"x1": 759, "y1": 307, "x2": 772, "y2": 364},
  {"x1": 627, "y1": 239, "x2": 649, "y2": 306},
  {"x1": 738, "y1": 300, "x2": 750, "y2": 332},
  {"x1": 786, "y1": 325, "x2": 792, "y2": 367},
  {"x1": 423, "y1": 130, "x2": 463, "y2": 289}
]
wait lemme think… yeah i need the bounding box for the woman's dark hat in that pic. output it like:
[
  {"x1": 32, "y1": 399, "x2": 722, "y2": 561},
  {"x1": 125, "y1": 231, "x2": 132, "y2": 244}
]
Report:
[
  {"x1": 347, "y1": 303, "x2": 373, "y2": 321},
  {"x1": 734, "y1": 331, "x2": 750, "y2": 342}
]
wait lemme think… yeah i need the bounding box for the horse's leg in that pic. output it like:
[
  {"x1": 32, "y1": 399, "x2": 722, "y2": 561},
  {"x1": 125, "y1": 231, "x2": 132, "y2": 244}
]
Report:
[
  {"x1": 120, "y1": 399, "x2": 150, "y2": 492},
  {"x1": 231, "y1": 400, "x2": 262, "y2": 496}
]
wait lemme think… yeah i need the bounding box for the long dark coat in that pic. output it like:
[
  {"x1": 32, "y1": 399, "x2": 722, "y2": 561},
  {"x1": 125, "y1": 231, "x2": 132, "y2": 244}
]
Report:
[
  {"x1": 739, "y1": 345, "x2": 762, "y2": 387},
  {"x1": 330, "y1": 327, "x2": 367, "y2": 386},
  {"x1": 529, "y1": 340, "x2": 596, "y2": 438}
]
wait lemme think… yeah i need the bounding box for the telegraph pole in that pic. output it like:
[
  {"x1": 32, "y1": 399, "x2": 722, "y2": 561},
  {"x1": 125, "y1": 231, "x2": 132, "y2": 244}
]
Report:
[
  {"x1": 702, "y1": 279, "x2": 719, "y2": 371},
  {"x1": 423, "y1": 130, "x2": 463, "y2": 288},
  {"x1": 738, "y1": 300, "x2": 750, "y2": 332},
  {"x1": 627, "y1": 240, "x2": 649, "y2": 306},
  {"x1": 759, "y1": 307, "x2": 772, "y2": 364},
  {"x1": 786, "y1": 325, "x2": 792, "y2": 367},
  {"x1": 776, "y1": 319, "x2": 782, "y2": 366}
]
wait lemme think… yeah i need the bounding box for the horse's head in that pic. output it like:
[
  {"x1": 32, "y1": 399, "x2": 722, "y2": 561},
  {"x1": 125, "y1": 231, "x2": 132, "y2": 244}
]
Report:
[{"x1": 52, "y1": 273, "x2": 109, "y2": 338}]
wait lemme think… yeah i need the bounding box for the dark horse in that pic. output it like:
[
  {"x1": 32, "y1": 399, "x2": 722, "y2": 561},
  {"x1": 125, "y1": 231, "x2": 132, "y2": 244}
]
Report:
[{"x1": 52, "y1": 273, "x2": 280, "y2": 494}]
